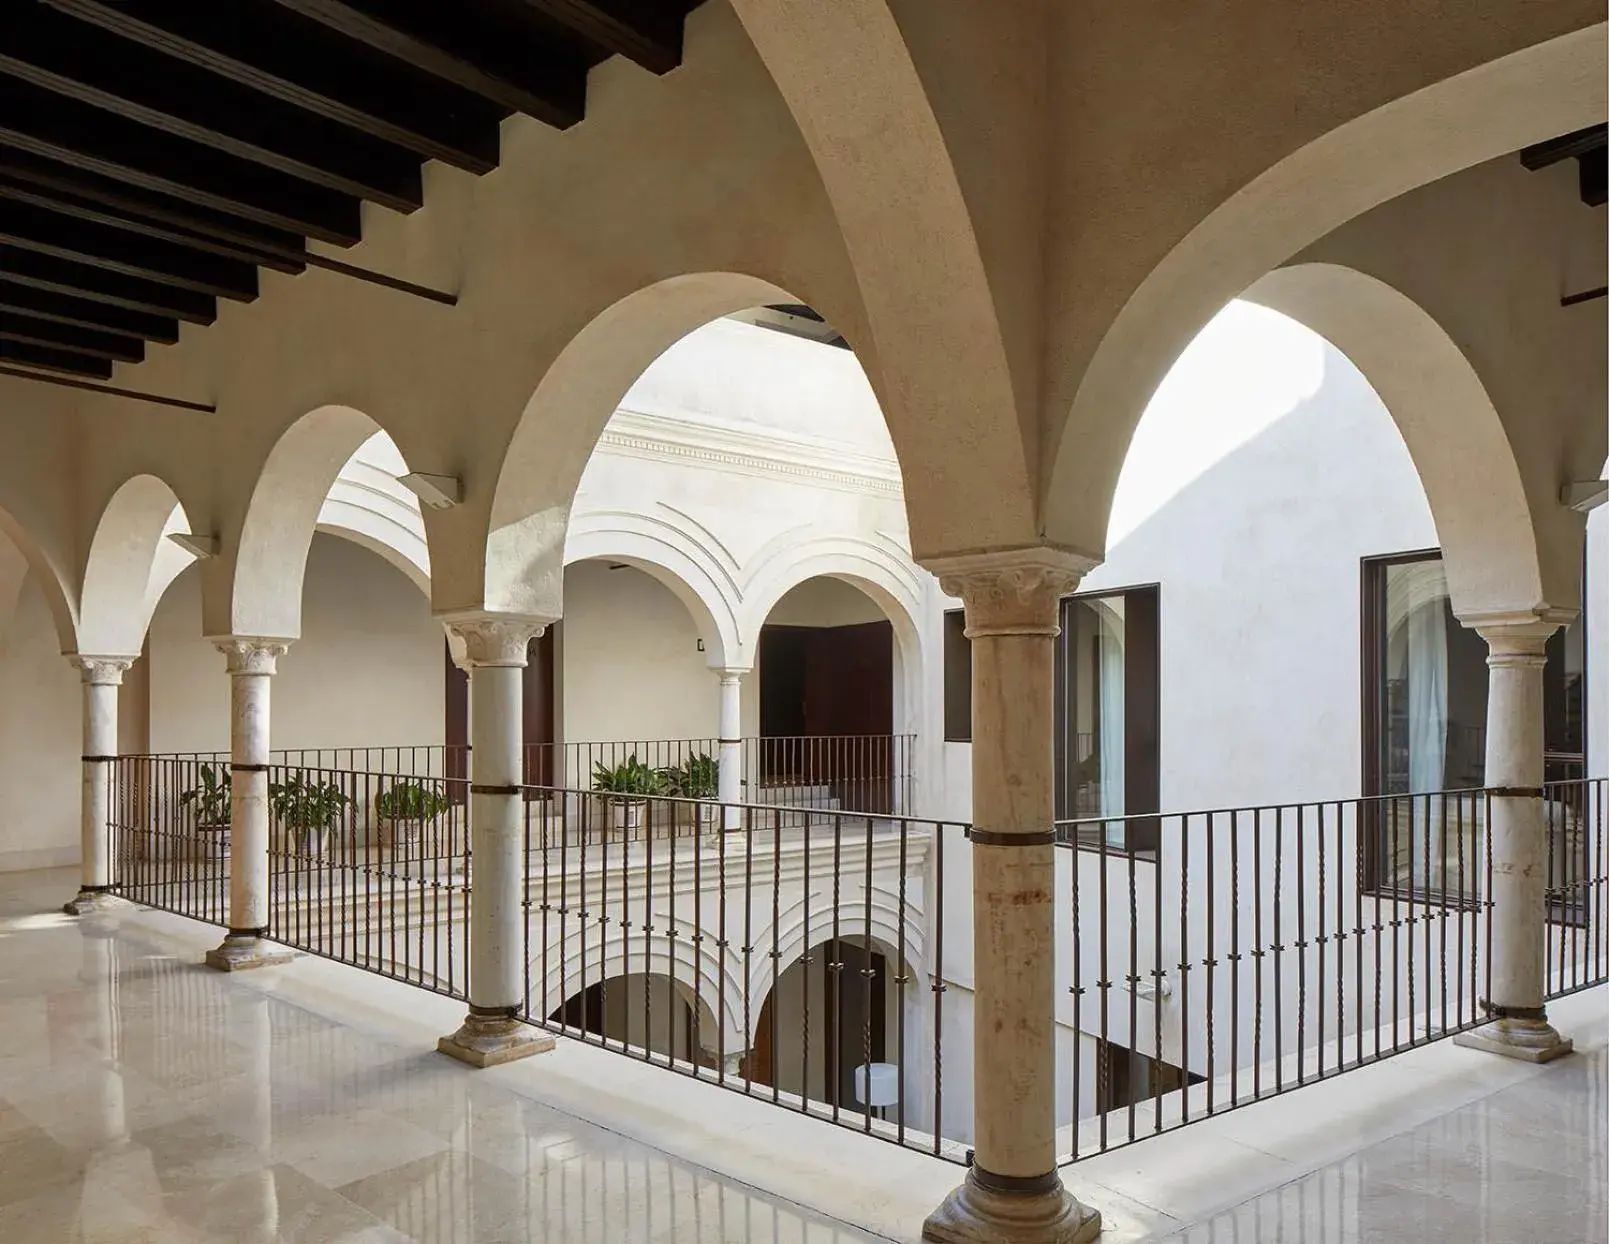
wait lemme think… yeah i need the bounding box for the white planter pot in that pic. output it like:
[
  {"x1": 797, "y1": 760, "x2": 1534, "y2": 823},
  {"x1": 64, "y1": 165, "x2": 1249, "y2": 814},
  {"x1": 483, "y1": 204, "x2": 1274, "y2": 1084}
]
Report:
[
  {"x1": 383, "y1": 817, "x2": 423, "y2": 853},
  {"x1": 611, "y1": 800, "x2": 644, "y2": 834},
  {"x1": 197, "y1": 822, "x2": 230, "y2": 860},
  {"x1": 695, "y1": 802, "x2": 718, "y2": 833}
]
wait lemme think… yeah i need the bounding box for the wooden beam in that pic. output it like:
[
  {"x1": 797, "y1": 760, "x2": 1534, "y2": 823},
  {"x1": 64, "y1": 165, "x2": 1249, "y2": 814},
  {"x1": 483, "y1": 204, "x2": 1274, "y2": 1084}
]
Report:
[
  {"x1": 0, "y1": 278, "x2": 179, "y2": 343},
  {"x1": 1578, "y1": 147, "x2": 1606, "y2": 208},
  {"x1": 0, "y1": 246, "x2": 217, "y2": 323},
  {"x1": 0, "y1": 8, "x2": 424, "y2": 213},
  {"x1": 0, "y1": 76, "x2": 361, "y2": 246},
  {"x1": 269, "y1": 0, "x2": 587, "y2": 128},
  {"x1": 0, "y1": 199, "x2": 259, "y2": 300},
  {"x1": 41, "y1": 0, "x2": 504, "y2": 174},
  {"x1": 514, "y1": 0, "x2": 683, "y2": 74},
  {"x1": 1520, "y1": 124, "x2": 1607, "y2": 171},
  {"x1": 0, "y1": 362, "x2": 213, "y2": 411},
  {"x1": 0, "y1": 337, "x2": 112, "y2": 379},
  {"x1": 0, "y1": 310, "x2": 144, "y2": 363}
]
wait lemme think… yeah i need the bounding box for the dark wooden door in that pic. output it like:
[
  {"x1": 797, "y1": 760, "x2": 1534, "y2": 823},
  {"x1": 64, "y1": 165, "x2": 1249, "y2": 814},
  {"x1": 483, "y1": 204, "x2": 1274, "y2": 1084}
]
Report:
[{"x1": 443, "y1": 628, "x2": 556, "y2": 789}]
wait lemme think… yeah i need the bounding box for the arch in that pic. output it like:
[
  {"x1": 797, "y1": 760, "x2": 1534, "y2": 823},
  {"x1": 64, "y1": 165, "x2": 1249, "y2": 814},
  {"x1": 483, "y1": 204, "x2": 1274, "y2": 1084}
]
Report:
[
  {"x1": 486, "y1": 272, "x2": 805, "y2": 620},
  {"x1": 316, "y1": 431, "x2": 431, "y2": 597},
  {"x1": 1241, "y1": 264, "x2": 1543, "y2": 616},
  {"x1": 564, "y1": 507, "x2": 743, "y2": 669},
  {"x1": 77, "y1": 474, "x2": 193, "y2": 657},
  {"x1": 229, "y1": 405, "x2": 403, "y2": 638},
  {"x1": 0, "y1": 510, "x2": 75, "y2": 651},
  {"x1": 1046, "y1": 24, "x2": 1607, "y2": 554}
]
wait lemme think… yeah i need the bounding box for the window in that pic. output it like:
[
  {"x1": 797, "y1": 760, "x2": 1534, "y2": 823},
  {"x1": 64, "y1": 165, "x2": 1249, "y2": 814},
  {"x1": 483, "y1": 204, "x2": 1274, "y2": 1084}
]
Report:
[
  {"x1": 1361, "y1": 550, "x2": 1588, "y2": 899},
  {"x1": 943, "y1": 609, "x2": 971, "y2": 742},
  {"x1": 1054, "y1": 586, "x2": 1161, "y2": 852}
]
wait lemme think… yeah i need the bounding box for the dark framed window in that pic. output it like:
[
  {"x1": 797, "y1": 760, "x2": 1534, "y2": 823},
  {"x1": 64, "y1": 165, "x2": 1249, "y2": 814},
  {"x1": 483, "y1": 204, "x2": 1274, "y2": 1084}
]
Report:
[
  {"x1": 1053, "y1": 585, "x2": 1161, "y2": 854},
  {"x1": 942, "y1": 609, "x2": 971, "y2": 742},
  {"x1": 1361, "y1": 549, "x2": 1588, "y2": 900}
]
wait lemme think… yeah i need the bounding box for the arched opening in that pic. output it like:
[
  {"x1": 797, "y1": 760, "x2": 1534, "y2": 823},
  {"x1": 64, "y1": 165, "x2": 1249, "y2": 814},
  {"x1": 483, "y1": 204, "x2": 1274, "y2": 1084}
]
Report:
[
  {"x1": 549, "y1": 972, "x2": 722, "y2": 1067},
  {"x1": 79, "y1": 475, "x2": 194, "y2": 659},
  {"x1": 745, "y1": 934, "x2": 916, "y2": 1124},
  {"x1": 752, "y1": 576, "x2": 899, "y2": 817}
]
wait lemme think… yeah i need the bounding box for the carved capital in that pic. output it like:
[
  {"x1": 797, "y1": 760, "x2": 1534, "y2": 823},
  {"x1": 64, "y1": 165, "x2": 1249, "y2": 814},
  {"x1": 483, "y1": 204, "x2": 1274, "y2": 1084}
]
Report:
[
  {"x1": 439, "y1": 613, "x2": 552, "y2": 667},
  {"x1": 1463, "y1": 607, "x2": 1575, "y2": 667},
  {"x1": 68, "y1": 655, "x2": 134, "y2": 686},
  {"x1": 927, "y1": 547, "x2": 1097, "y2": 637},
  {"x1": 212, "y1": 637, "x2": 291, "y2": 676}
]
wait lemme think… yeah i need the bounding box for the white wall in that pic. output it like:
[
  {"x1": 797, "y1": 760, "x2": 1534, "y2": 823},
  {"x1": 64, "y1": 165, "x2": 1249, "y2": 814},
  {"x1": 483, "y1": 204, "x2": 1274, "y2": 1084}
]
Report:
[
  {"x1": 766, "y1": 578, "x2": 889, "y2": 628},
  {"x1": 559, "y1": 561, "x2": 718, "y2": 745},
  {"x1": 0, "y1": 575, "x2": 80, "y2": 871},
  {"x1": 148, "y1": 533, "x2": 442, "y2": 753}
]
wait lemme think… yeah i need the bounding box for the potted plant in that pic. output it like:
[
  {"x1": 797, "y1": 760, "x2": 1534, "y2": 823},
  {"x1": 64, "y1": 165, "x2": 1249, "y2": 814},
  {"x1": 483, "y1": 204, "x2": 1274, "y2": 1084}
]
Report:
[
  {"x1": 269, "y1": 772, "x2": 350, "y2": 859},
  {"x1": 662, "y1": 753, "x2": 720, "y2": 832},
  {"x1": 591, "y1": 755, "x2": 666, "y2": 833},
  {"x1": 375, "y1": 780, "x2": 449, "y2": 853},
  {"x1": 179, "y1": 763, "x2": 232, "y2": 858}
]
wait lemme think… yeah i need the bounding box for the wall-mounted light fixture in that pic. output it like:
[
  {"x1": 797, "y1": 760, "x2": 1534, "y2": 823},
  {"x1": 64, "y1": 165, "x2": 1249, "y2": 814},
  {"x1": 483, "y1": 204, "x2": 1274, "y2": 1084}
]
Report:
[
  {"x1": 167, "y1": 533, "x2": 219, "y2": 558},
  {"x1": 397, "y1": 472, "x2": 462, "y2": 509}
]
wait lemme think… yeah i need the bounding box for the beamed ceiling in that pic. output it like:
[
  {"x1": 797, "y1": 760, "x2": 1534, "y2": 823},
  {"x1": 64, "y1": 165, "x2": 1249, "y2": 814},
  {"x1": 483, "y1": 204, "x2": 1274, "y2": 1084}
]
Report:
[{"x1": 0, "y1": 0, "x2": 703, "y2": 382}]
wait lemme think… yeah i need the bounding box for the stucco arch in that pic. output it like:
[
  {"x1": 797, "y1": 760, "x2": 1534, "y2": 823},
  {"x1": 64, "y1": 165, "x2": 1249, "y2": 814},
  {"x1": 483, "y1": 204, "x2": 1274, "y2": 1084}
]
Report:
[
  {"x1": 487, "y1": 272, "x2": 809, "y2": 622},
  {"x1": 565, "y1": 508, "x2": 743, "y2": 669},
  {"x1": 226, "y1": 405, "x2": 415, "y2": 638},
  {"x1": 1242, "y1": 264, "x2": 1544, "y2": 617},
  {"x1": 0, "y1": 507, "x2": 75, "y2": 651},
  {"x1": 78, "y1": 474, "x2": 194, "y2": 657},
  {"x1": 317, "y1": 431, "x2": 432, "y2": 597},
  {"x1": 1046, "y1": 24, "x2": 1607, "y2": 555}
]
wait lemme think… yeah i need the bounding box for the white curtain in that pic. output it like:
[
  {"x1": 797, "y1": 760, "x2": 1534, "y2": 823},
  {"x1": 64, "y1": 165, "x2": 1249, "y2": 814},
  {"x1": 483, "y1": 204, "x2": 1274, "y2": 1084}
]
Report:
[
  {"x1": 1094, "y1": 604, "x2": 1126, "y2": 846},
  {"x1": 1406, "y1": 598, "x2": 1448, "y2": 794}
]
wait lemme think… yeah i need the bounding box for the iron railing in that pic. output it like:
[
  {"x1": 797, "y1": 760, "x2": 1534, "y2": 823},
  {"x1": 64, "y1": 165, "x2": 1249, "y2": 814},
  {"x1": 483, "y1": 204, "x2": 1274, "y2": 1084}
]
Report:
[
  {"x1": 1055, "y1": 788, "x2": 1501, "y2": 1163},
  {"x1": 515, "y1": 782, "x2": 962, "y2": 1160},
  {"x1": 108, "y1": 752, "x2": 231, "y2": 924},
  {"x1": 743, "y1": 733, "x2": 914, "y2": 820},
  {"x1": 1545, "y1": 776, "x2": 1607, "y2": 994}
]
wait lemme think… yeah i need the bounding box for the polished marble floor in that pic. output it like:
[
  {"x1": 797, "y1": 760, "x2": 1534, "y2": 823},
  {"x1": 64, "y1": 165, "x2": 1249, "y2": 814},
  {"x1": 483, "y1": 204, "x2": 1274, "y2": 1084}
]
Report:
[
  {"x1": 1147, "y1": 1035, "x2": 1608, "y2": 1244},
  {"x1": 1, "y1": 869, "x2": 1604, "y2": 1243}
]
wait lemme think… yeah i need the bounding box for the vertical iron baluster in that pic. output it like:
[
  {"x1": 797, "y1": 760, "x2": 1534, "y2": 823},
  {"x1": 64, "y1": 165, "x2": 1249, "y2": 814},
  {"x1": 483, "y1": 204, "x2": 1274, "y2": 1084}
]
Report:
[{"x1": 931, "y1": 823, "x2": 945, "y2": 1157}]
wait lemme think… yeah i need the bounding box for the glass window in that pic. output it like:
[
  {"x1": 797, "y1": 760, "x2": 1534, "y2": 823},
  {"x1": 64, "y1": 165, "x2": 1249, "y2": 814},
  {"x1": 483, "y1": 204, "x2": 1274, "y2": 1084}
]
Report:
[
  {"x1": 1055, "y1": 586, "x2": 1160, "y2": 852},
  {"x1": 942, "y1": 609, "x2": 971, "y2": 743}
]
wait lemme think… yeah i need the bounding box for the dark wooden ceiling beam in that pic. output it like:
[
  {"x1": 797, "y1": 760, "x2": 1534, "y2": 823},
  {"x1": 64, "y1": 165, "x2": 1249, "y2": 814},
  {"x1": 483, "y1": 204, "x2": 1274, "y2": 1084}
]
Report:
[
  {"x1": 269, "y1": 0, "x2": 587, "y2": 128},
  {"x1": 0, "y1": 76, "x2": 361, "y2": 246},
  {"x1": 1519, "y1": 124, "x2": 1608, "y2": 171},
  {"x1": 0, "y1": 278, "x2": 179, "y2": 343},
  {"x1": 40, "y1": 0, "x2": 504, "y2": 174},
  {"x1": 514, "y1": 0, "x2": 683, "y2": 74},
  {"x1": 1578, "y1": 147, "x2": 1606, "y2": 208},
  {"x1": 0, "y1": 337, "x2": 112, "y2": 379},
  {"x1": 0, "y1": 200, "x2": 258, "y2": 300},
  {"x1": 0, "y1": 245, "x2": 216, "y2": 323},
  {"x1": 0, "y1": 7, "x2": 424, "y2": 213},
  {"x1": 0, "y1": 310, "x2": 144, "y2": 363}
]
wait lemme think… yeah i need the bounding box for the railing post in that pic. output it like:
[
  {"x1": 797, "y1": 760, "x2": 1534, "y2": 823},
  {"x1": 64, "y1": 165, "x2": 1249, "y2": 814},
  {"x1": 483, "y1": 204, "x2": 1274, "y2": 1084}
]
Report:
[
  {"x1": 63, "y1": 655, "x2": 134, "y2": 916},
  {"x1": 437, "y1": 613, "x2": 557, "y2": 1067},
  {"x1": 922, "y1": 548, "x2": 1101, "y2": 1244},
  {"x1": 715, "y1": 667, "x2": 748, "y2": 830},
  {"x1": 206, "y1": 638, "x2": 294, "y2": 971},
  {"x1": 1454, "y1": 612, "x2": 1576, "y2": 1063}
]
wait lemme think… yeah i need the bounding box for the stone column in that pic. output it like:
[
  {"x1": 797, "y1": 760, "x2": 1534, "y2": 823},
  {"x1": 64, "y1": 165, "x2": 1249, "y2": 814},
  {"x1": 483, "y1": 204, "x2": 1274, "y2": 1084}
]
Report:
[
  {"x1": 438, "y1": 614, "x2": 557, "y2": 1067},
  {"x1": 63, "y1": 656, "x2": 135, "y2": 916},
  {"x1": 922, "y1": 548, "x2": 1101, "y2": 1244},
  {"x1": 716, "y1": 667, "x2": 747, "y2": 830},
  {"x1": 206, "y1": 638, "x2": 293, "y2": 972},
  {"x1": 1454, "y1": 612, "x2": 1575, "y2": 1064}
]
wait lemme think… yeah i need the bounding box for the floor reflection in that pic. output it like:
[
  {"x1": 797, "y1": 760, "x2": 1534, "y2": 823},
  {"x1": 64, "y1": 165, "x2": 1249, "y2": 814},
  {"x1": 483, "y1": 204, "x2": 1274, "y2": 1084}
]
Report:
[{"x1": 0, "y1": 888, "x2": 882, "y2": 1243}]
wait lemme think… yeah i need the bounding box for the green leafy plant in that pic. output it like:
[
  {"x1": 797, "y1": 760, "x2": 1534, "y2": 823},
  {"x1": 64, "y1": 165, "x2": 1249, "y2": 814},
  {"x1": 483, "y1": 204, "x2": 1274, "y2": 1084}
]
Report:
[
  {"x1": 592, "y1": 755, "x2": 667, "y2": 802},
  {"x1": 179, "y1": 763, "x2": 232, "y2": 826},
  {"x1": 376, "y1": 780, "x2": 450, "y2": 821},
  {"x1": 661, "y1": 753, "x2": 719, "y2": 800},
  {"x1": 269, "y1": 772, "x2": 350, "y2": 833}
]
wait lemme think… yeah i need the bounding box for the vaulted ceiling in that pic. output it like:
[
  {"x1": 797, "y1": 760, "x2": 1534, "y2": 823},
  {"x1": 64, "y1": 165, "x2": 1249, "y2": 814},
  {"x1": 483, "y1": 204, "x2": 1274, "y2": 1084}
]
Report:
[{"x1": 0, "y1": 0, "x2": 703, "y2": 382}]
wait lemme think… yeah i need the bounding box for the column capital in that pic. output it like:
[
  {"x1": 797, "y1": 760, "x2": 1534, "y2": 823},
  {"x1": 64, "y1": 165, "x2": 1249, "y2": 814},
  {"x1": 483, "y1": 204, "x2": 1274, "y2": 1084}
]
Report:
[
  {"x1": 924, "y1": 546, "x2": 1097, "y2": 637},
  {"x1": 211, "y1": 637, "x2": 290, "y2": 676},
  {"x1": 1461, "y1": 607, "x2": 1575, "y2": 663},
  {"x1": 713, "y1": 666, "x2": 751, "y2": 683},
  {"x1": 438, "y1": 612, "x2": 552, "y2": 667},
  {"x1": 67, "y1": 655, "x2": 134, "y2": 686}
]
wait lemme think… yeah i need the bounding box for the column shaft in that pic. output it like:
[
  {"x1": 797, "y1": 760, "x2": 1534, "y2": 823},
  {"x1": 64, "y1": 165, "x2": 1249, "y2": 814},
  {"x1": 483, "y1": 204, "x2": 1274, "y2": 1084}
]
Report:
[
  {"x1": 717, "y1": 669, "x2": 745, "y2": 830},
  {"x1": 922, "y1": 549, "x2": 1100, "y2": 1244},
  {"x1": 64, "y1": 657, "x2": 132, "y2": 916}
]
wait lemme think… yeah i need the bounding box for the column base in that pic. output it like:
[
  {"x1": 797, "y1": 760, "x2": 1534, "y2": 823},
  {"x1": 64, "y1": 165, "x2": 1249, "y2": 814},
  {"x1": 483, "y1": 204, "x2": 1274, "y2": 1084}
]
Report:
[
  {"x1": 204, "y1": 932, "x2": 294, "y2": 973},
  {"x1": 62, "y1": 888, "x2": 123, "y2": 917},
  {"x1": 437, "y1": 1009, "x2": 555, "y2": 1068},
  {"x1": 923, "y1": 1169, "x2": 1101, "y2": 1243},
  {"x1": 1454, "y1": 1016, "x2": 1573, "y2": 1064}
]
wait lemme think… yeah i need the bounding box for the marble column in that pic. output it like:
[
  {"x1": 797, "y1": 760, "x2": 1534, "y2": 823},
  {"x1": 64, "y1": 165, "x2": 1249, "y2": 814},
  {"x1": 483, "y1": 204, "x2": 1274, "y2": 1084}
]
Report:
[
  {"x1": 438, "y1": 614, "x2": 557, "y2": 1067},
  {"x1": 1454, "y1": 612, "x2": 1575, "y2": 1064},
  {"x1": 205, "y1": 638, "x2": 293, "y2": 972},
  {"x1": 922, "y1": 548, "x2": 1101, "y2": 1244},
  {"x1": 716, "y1": 667, "x2": 747, "y2": 831},
  {"x1": 63, "y1": 656, "x2": 135, "y2": 916}
]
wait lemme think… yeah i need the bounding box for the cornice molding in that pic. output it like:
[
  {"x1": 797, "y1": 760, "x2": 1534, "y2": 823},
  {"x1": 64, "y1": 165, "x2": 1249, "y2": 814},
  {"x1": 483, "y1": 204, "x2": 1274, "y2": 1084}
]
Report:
[{"x1": 596, "y1": 406, "x2": 904, "y2": 499}]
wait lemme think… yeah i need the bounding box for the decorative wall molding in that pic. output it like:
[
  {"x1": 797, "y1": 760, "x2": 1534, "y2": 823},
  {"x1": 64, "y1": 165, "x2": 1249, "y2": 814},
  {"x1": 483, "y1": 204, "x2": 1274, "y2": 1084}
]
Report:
[{"x1": 596, "y1": 406, "x2": 905, "y2": 498}]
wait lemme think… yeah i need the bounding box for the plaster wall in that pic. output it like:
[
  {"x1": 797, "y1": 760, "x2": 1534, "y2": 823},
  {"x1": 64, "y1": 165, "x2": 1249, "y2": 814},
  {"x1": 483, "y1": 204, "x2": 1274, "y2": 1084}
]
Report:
[{"x1": 0, "y1": 575, "x2": 80, "y2": 872}]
